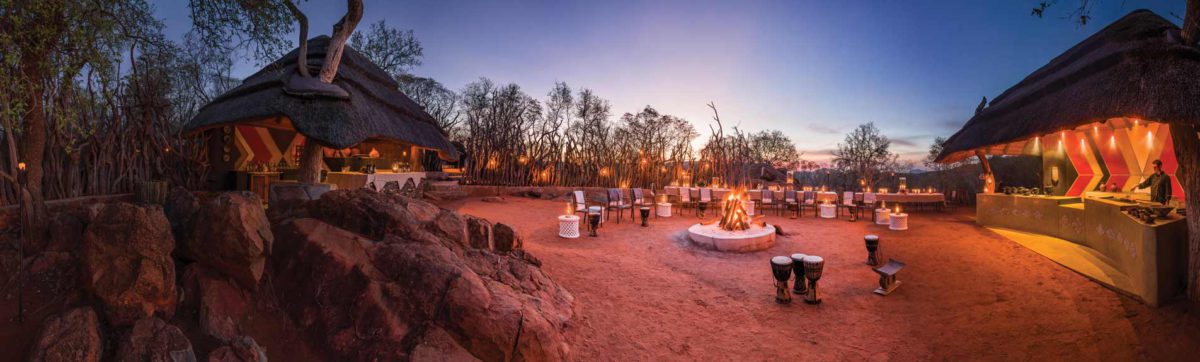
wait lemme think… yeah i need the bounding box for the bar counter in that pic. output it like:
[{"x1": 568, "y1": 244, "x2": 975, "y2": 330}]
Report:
[{"x1": 977, "y1": 193, "x2": 1188, "y2": 305}]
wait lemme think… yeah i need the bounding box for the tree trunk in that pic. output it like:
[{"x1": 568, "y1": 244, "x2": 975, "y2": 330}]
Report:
[
  {"x1": 298, "y1": 140, "x2": 324, "y2": 184},
  {"x1": 317, "y1": 0, "x2": 364, "y2": 84},
  {"x1": 284, "y1": 0, "x2": 311, "y2": 78},
  {"x1": 1183, "y1": 0, "x2": 1200, "y2": 47},
  {"x1": 1169, "y1": 123, "x2": 1200, "y2": 301},
  {"x1": 975, "y1": 150, "x2": 995, "y2": 193}
]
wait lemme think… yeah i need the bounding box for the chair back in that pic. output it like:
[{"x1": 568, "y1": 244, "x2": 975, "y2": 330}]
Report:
[
  {"x1": 784, "y1": 190, "x2": 797, "y2": 203},
  {"x1": 632, "y1": 188, "x2": 645, "y2": 204},
  {"x1": 803, "y1": 191, "x2": 815, "y2": 204},
  {"x1": 700, "y1": 188, "x2": 712, "y2": 202},
  {"x1": 680, "y1": 188, "x2": 691, "y2": 202},
  {"x1": 762, "y1": 189, "x2": 773, "y2": 202},
  {"x1": 863, "y1": 192, "x2": 877, "y2": 204},
  {"x1": 842, "y1": 191, "x2": 855, "y2": 205},
  {"x1": 607, "y1": 188, "x2": 621, "y2": 205}
]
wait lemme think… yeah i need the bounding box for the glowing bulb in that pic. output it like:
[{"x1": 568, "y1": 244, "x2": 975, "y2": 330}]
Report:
[{"x1": 17, "y1": 162, "x2": 25, "y2": 171}]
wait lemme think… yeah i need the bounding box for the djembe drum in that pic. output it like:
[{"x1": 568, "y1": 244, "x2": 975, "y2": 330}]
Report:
[
  {"x1": 587, "y1": 212, "x2": 601, "y2": 237},
  {"x1": 770, "y1": 256, "x2": 793, "y2": 304},
  {"x1": 802, "y1": 255, "x2": 825, "y2": 304},
  {"x1": 790, "y1": 253, "x2": 808, "y2": 295},
  {"x1": 864, "y1": 234, "x2": 880, "y2": 266}
]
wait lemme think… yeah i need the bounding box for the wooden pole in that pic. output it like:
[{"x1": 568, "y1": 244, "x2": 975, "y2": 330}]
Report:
[{"x1": 975, "y1": 149, "x2": 994, "y2": 194}]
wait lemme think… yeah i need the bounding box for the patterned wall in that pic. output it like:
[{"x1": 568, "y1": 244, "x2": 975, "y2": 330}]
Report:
[
  {"x1": 232, "y1": 125, "x2": 305, "y2": 171},
  {"x1": 1041, "y1": 120, "x2": 1184, "y2": 201}
]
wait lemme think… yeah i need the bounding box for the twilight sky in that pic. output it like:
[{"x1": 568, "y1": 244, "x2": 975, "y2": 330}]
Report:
[{"x1": 152, "y1": 0, "x2": 1184, "y2": 164}]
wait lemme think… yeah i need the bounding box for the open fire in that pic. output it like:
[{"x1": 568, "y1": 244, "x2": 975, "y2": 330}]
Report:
[{"x1": 719, "y1": 189, "x2": 752, "y2": 231}]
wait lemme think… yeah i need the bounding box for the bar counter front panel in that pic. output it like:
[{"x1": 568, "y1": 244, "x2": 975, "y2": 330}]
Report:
[{"x1": 977, "y1": 193, "x2": 1187, "y2": 305}]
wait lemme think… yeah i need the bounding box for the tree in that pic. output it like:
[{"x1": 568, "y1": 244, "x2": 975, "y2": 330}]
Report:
[
  {"x1": 398, "y1": 75, "x2": 460, "y2": 136},
  {"x1": 349, "y1": 20, "x2": 423, "y2": 76},
  {"x1": 1030, "y1": 0, "x2": 1200, "y2": 301},
  {"x1": 749, "y1": 130, "x2": 801, "y2": 169},
  {"x1": 832, "y1": 122, "x2": 898, "y2": 190}
]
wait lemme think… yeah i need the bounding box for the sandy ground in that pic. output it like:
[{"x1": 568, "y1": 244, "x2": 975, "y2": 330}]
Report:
[{"x1": 446, "y1": 197, "x2": 1200, "y2": 361}]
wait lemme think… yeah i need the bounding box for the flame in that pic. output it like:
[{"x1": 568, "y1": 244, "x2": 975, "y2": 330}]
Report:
[
  {"x1": 894, "y1": 205, "x2": 901, "y2": 214},
  {"x1": 368, "y1": 148, "x2": 380, "y2": 158},
  {"x1": 718, "y1": 189, "x2": 752, "y2": 231},
  {"x1": 566, "y1": 202, "x2": 573, "y2": 216}
]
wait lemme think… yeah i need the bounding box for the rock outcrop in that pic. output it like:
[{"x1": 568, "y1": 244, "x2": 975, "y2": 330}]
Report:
[
  {"x1": 29, "y1": 307, "x2": 104, "y2": 362},
  {"x1": 81, "y1": 202, "x2": 177, "y2": 326},
  {"x1": 186, "y1": 192, "x2": 273, "y2": 290},
  {"x1": 115, "y1": 317, "x2": 196, "y2": 362},
  {"x1": 270, "y1": 190, "x2": 574, "y2": 361},
  {"x1": 182, "y1": 265, "x2": 251, "y2": 342},
  {"x1": 207, "y1": 336, "x2": 267, "y2": 362}
]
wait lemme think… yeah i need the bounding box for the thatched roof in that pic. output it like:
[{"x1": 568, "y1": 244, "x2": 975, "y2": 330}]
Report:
[
  {"x1": 182, "y1": 36, "x2": 459, "y2": 160},
  {"x1": 936, "y1": 9, "x2": 1200, "y2": 163}
]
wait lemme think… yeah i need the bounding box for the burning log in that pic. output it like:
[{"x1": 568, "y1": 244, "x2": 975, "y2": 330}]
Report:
[{"x1": 719, "y1": 189, "x2": 751, "y2": 231}]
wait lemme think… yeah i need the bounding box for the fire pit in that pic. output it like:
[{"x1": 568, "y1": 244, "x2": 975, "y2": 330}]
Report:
[{"x1": 688, "y1": 189, "x2": 776, "y2": 252}]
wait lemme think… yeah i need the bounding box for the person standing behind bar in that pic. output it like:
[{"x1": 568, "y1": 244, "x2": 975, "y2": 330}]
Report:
[{"x1": 1133, "y1": 159, "x2": 1172, "y2": 204}]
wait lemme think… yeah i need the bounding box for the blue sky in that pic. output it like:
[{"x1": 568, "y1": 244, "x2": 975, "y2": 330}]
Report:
[{"x1": 152, "y1": 0, "x2": 1184, "y2": 164}]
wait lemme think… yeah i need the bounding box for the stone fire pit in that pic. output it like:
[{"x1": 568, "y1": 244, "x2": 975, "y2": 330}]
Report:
[{"x1": 687, "y1": 222, "x2": 776, "y2": 252}]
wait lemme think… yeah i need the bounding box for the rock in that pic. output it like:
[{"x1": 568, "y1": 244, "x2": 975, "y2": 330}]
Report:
[
  {"x1": 115, "y1": 317, "x2": 196, "y2": 362},
  {"x1": 493, "y1": 223, "x2": 523, "y2": 252},
  {"x1": 187, "y1": 192, "x2": 273, "y2": 290},
  {"x1": 164, "y1": 187, "x2": 201, "y2": 244},
  {"x1": 310, "y1": 188, "x2": 420, "y2": 241},
  {"x1": 271, "y1": 216, "x2": 574, "y2": 361},
  {"x1": 410, "y1": 327, "x2": 481, "y2": 362},
  {"x1": 24, "y1": 251, "x2": 79, "y2": 297},
  {"x1": 29, "y1": 307, "x2": 103, "y2": 362},
  {"x1": 406, "y1": 198, "x2": 441, "y2": 223},
  {"x1": 428, "y1": 209, "x2": 468, "y2": 250},
  {"x1": 207, "y1": 336, "x2": 267, "y2": 362},
  {"x1": 465, "y1": 216, "x2": 493, "y2": 250},
  {"x1": 46, "y1": 211, "x2": 86, "y2": 253},
  {"x1": 81, "y1": 202, "x2": 177, "y2": 326},
  {"x1": 480, "y1": 196, "x2": 505, "y2": 203},
  {"x1": 182, "y1": 265, "x2": 250, "y2": 342},
  {"x1": 268, "y1": 183, "x2": 330, "y2": 218}
]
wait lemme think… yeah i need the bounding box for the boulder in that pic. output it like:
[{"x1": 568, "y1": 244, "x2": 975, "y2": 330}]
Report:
[
  {"x1": 115, "y1": 317, "x2": 196, "y2": 362},
  {"x1": 464, "y1": 216, "x2": 493, "y2": 250},
  {"x1": 164, "y1": 187, "x2": 201, "y2": 244},
  {"x1": 187, "y1": 192, "x2": 273, "y2": 290},
  {"x1": 207, "y1": 336, "x2": 267, "y2": 362},
  {"x1": 309, "y1": 188, "x2": 419, "y2": 241},
  {"x1": 29, "y1": 307, "x2": 103, "y2": 362},
  {"x1": 493, "y1": 223, "x2": 523, "y2": 252},
  {"x1": 46, "y1": 210, "x2": 86, "y2": 254},
  {"x1": 428, "y1": 209, "x2": 468, "y2": 250},
  {"x1": 81, "y1": 202, "x2": 176, "y2": 326},
  {"x1": 271, "y1": 216, "x2": 574, "y2": 361},
  {"x1": 182, "y1": 265, "x2": 251, "y2": 342}
]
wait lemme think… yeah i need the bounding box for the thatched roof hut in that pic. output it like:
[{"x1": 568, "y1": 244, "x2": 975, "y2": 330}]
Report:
[
  {"x1": 935, "y1": 9, "x2": 1200, "y2": 163},
  {"x1": 182, "y1": 36, "x2": 459, "y2": 160}
]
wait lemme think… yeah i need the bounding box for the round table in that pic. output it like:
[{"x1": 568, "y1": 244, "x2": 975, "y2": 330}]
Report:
[
  {"x1": 889, "y1": 213, "x2": 909, "y2": 231},
  {"x1": 819, "y1": 204, "x2": 836, "y2": 219},
  {"x1": 656, "y1": 202, "x2": 672, "y2": 217},
  {"x1": 558, "y1": 215, "x2": 580, "y2": 238},
  {"x1": 875, "y1": 208, "x2": 891, "y2": 225}
]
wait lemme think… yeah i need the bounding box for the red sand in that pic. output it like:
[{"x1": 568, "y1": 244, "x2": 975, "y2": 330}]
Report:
[{"x1": 447, "y1": 197, "x2": 1200, "y2": 361}]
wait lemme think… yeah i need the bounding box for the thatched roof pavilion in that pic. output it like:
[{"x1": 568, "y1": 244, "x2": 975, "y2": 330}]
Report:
[
  {"x1": 182, "y1": 36, "x2": 459, "y2": 160},
  {"x1": 935, "y1": 9, "x2": 1200, "y2": 163}
]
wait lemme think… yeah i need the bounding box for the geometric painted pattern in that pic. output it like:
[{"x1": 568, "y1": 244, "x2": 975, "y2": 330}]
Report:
[
  {"x1": 233, "y1": 125, "x2": 305, "y2": 171},
  {"x1": 1042, "y1": 120, "x2": 1184, "y2": 201}
]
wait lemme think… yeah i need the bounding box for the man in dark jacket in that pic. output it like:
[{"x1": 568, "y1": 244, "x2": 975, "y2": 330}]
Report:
[{"x1": 1133, "y1": 159, "x2": 1173, "y2": 204}]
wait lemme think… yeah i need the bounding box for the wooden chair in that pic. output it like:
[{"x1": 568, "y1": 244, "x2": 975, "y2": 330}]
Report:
[
  {"x1": 758, "y1": 189, "x2": 780, "y2": 216},
  {"x1": 799, "y1": 191, "x2": 817, "y2": 217},
  {"x1": 632, "y1": 188, "x2": 656, "y2": 218},
  {"x1": 837, "y1": 191, "x2": 856, "y2": 218},
  {"x1": 783, "y1": 189, "x2": 799, "y2": 218},
  {"x1": 698, "y1": 188, "x2": 713, "y2": 217},
  {"x1": 572, "y1": 190, "x2": 594, "y2": 219},
  {"x1": 678, "y1": 188, "x2": 694, "y2": 215},
  {"x1": 863, "y1": 192, "x2": 878, "y2": 221},
  {"x1": 606, "y1": 188, "x2": 632, "y2": 223}
]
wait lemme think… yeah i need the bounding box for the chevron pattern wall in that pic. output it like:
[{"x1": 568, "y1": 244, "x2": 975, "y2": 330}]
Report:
[
  {"x1": 1041, "y1": 120, "x2": 1184, "y2": 201},
  {"x1": 233, "y1": 125, "x2": 305, "y2": 171}
]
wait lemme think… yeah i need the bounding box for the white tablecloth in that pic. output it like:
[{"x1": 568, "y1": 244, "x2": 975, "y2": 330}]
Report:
[
  {"x1": 875, "y1": 193, "x2": 945, "y2": 203},
  {"x1": 325, "y1": 172, "x2": 425, "y2": 191}
]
